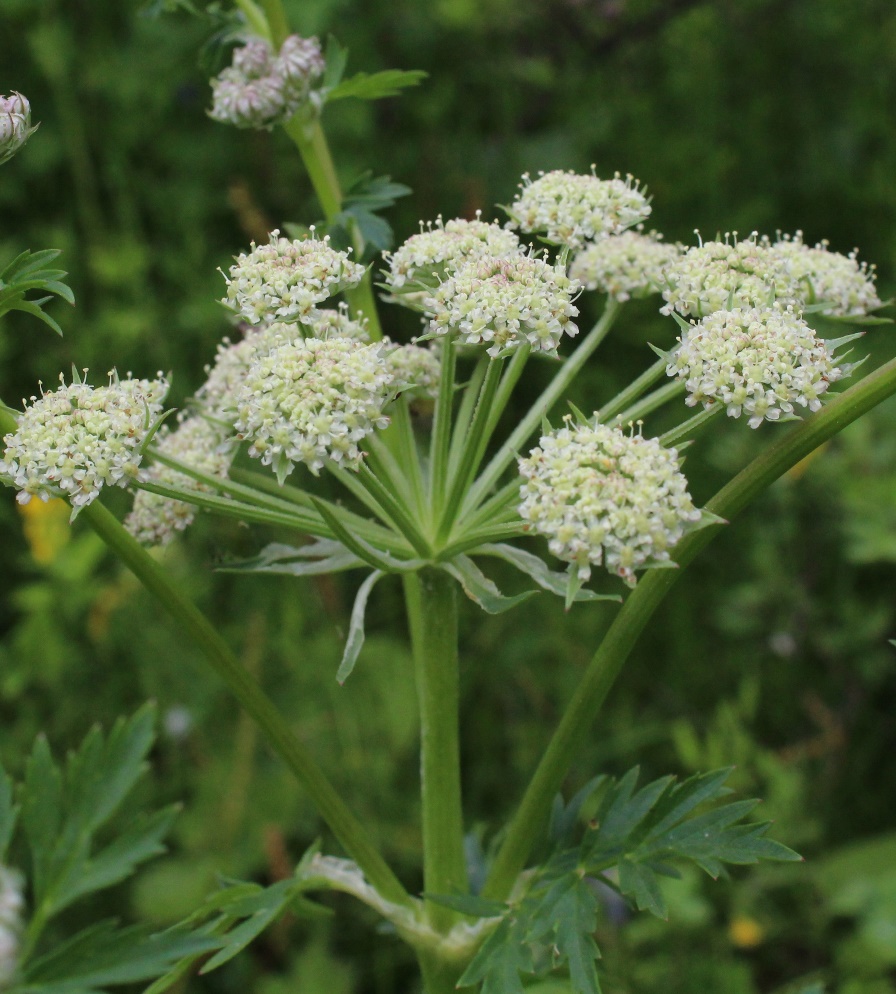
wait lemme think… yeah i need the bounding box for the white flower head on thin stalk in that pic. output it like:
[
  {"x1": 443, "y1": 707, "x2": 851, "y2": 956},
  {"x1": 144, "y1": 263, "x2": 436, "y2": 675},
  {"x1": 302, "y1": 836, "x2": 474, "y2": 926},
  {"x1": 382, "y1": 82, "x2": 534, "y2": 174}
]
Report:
[
  {"x1": 765, "y1": 232, "x2": 882, "y2": 317},
  {"x1": 234, "y1": 336, "x2": 392, "y2": 481},
  {"x1": 0, "y1": 92, "x2": 38, "y2": 165},
  {"x1": 425, "y1": 253, "x2": 581, "y2": 357},
  {"x1": 518, "y1": 418, "x2": 701, "y2": 587},
  {"x1": 667, "y1": 306, "x2": 846, "y2": 428},
  {"x1": 125, "y1": 415, "x2": 235, "y2": 547},
  {"x1": 209, "y1": 34, "x2": 325, "y2": 129},
  {"x1": 570, "y1": 228, "x2": 682, "y2": 301},
  {"x1": 381, "y1": 339, "x2": 441, "y2": 401},
  {"x1": 0, "y1": 372, "x2": 169, "y2": 515},
  {"x1": 505, "y1": 169, "x2": 651, "y2": 251},
  {"x1": 382, "y1": 214, "x2": 523, "y2": 293},
  {"x1": 222, "y1": 229, "x2": 366, "y2": 326},
  {"x1": 0, "y1": 865, "x2": 24, "y2": 989},
  {"x1": 661, "y1": 233, "x2": 797, "y2": 318},
  {"x1": 303, "y1": 303, "x2": 371, "y2": 343}
]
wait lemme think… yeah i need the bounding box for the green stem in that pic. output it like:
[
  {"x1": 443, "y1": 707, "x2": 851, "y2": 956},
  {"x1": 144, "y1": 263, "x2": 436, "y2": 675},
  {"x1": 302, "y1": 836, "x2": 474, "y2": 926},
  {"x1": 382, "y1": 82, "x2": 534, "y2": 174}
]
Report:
[
  {"x1": 482, "y1": 355, "x2": 896, "y2": 901},
  {"x1": 259, "y1": 0, "x2": 289, "y2": 46},
  {"x1": 77, "y1": 499, "x2": 415, "y2": 909},
  {"x1": 659, "y1": 404, "x2": 723, "y2": 447},
  {"x1": 416, "y1": 950, "x2": 466, "y2": 994},
  {"x1": 437, "y1": 357, "x2": 505, "y2": 544},
  {"x1": 612, "y1": 379, "x2": 685, "y2": 425},
  {"x1": 403, "y1": 570, "x2": 468, "y2": 929},
  {"x1": 233, "y1": 0, "x2": 270, "y2": 39},
  {"x1": 466, "y1": 299, "x2": 621, "y2": 510},
  {"x1": 447, "y1": 357, "x2": 488, "y2": 477},
  {"x1": 430, "y1": 336, "x2": 458, "y2": 514},
  {"x1": 597, "y1": 354, "x2": 668, "y2": 423}
]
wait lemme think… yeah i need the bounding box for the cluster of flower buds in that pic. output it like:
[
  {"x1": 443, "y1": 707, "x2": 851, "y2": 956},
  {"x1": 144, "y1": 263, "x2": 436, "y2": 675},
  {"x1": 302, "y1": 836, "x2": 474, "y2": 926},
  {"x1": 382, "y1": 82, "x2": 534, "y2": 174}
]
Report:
[
  {"x1": 0, "y1": 373, "x2": 168, "y2": 514},
  {"x1": 382, "y1": 214, "x2": 523, "y2": 292},
  {"x1": 518, "y1": 417, "x2": 701, "y2": 586},
  {"x1": 570, "y1": 228, "x2": 681, "y2": 301},
  {"x1": 233, "y1": 336, "x2": 393, "y2": 481},
  {"x1": 381, "y1": 339, "x2": 441, "y2": 401},
  {"x1": 0, "y1": 866, "x2": 24, "y2": 988},
  {"x1": 125, "y1": 416, "x2": 235, "y2": 546},
  {"x1": 505, "y1": 169, "x2": 651, "y2": 250},
  {"x1": 209, "y1": 34, "x2": 325, "y2": 129},
  {"x1": 222, "y1": 230, "x2": 366, "y2": 326},
  {"x1": 667, "y1": 306, "x2": 845, "y2": 428},
  {"x1": 0, "y1": 92, "x2": 37, "y2": 165},
  {"x1": 424, "y1": 254, "x2": 581, "y2": 356}
]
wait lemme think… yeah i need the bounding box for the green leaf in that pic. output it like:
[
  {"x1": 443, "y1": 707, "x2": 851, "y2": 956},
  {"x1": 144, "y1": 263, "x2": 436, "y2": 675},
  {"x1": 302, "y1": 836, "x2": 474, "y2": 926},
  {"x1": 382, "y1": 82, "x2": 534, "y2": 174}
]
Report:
[
  {"x1": 550, "y1": 878, "x2": 602, "y2": 994},
  {"x1": 309, "y1": 497, "x2": 413, "y2": 573},
  {"x1": 336, "y1": 570, "x2": 385, "y2": 684},
  {"x1": 441, "y1": 555, "x2": 539, "y2": 614},
  {"x1": 22, "y1": 922, "x2": 221, "y2": 991},
  {"x1": 322, "y1": 35, "x2": 348, "y2": 91},
  {"x1": 548, "y1": 776, "x2": 607, "y2": 847},
  {"x1": 618, "y1": 857, "x2": 667, "y2": 919},
  {"x1": 21, "y1": 735, "x2": 64, "y2": 904},
  {"x1": 475, "y1": 544, "x2": 621, "y2": 605},
  {"x1": 457, "y1": 917, "x2": 532, "y2": 994},
  {"x1": 219, "y1": 540, "x2": 363, "y2": 577},
  {"x1": 326, "y1": 68, "x2": 427, "y2": 103}
]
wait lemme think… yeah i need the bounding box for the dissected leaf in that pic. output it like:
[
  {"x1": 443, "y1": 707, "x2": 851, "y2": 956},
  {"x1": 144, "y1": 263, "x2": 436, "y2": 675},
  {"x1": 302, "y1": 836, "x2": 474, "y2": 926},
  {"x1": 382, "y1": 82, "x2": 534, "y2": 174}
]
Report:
[
  {"x1": 441, "y1": 555, "x2": 538, "y2": 614},
  {"x1": 336, "y1": 570, "x2": 385, "y2": 684},
  {"x1": 476, "y1": 544, "x2": 620, "y2": 604},
  {"x1": 326, "y1": 69, "x2": 427, "y2": 102}
]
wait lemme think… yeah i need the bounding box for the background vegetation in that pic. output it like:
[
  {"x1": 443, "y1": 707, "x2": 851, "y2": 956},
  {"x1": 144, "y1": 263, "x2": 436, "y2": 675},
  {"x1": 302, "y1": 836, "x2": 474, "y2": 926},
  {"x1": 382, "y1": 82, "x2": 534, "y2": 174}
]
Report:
[{"x1": 1, "y1": 0, "x2": 895, "y2": 991}]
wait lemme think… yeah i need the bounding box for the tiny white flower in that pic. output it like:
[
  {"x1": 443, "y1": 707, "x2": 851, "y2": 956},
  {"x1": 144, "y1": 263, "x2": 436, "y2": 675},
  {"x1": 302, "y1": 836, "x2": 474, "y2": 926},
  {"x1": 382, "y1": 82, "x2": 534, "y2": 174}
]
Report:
[
  {"x1": 425, "y1": 253, "x2": 580, "y2": 357},
  {"x1": 233, "y1": 336, "x2": 393, "y2": 481},
  {"x1": 570, "y1": 228, "x2": 682, "y2": 301},
  {"x1": 383, "y1": 214, "x2": 523, "y2": 292},
  {"x1": 661, "y1": 233, "x2": 797, "y2": 318},
  {"x1": 518, "y1": 418, "x2": 701, "y2": 587},
  {"x1": 766, "y1": 232, "x2": 881, "y2": 317},
  {"x1": 505, "y1": 169, "x2": 651, "y2": 250},
  {"x1": 222, "y1": 230, "x2": 366, "y2": 326},
  {"x1": 0, "y1": 373, "x2": 168, "y2": 513},
  {"x1": 667, "y1": 306, "x2": 845, "y2": 427},
  {"x1": 125, "y1": 415, "x2": 235, "y2": 547},
  {"x1": 381, "y1": 339, "x2": 441, "y2": 400}
]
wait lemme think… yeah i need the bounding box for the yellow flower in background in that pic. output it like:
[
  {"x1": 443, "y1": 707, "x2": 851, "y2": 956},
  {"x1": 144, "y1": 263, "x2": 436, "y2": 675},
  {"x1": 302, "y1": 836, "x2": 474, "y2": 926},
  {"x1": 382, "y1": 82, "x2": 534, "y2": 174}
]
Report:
[
  {"x1": 728, "y1": 914, "x2": 765, "y2": 948},
  {"x1": 17, "y1": 496, "x2": 71, "y2": 565}
]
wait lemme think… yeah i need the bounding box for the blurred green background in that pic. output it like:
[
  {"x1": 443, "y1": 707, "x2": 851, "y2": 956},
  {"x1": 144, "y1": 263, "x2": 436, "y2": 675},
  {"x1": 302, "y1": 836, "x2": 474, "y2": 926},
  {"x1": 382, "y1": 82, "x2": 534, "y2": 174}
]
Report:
[{"x1": 1, "y1": 0, "x2": 896, "y2": 991}]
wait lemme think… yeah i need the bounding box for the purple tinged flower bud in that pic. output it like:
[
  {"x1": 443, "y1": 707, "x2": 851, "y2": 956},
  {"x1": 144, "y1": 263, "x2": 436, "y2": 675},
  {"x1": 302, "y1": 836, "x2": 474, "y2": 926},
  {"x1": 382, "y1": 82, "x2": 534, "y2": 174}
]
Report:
[{"x1": 0, "y1": 92, "x2": 38, "y2": 165}]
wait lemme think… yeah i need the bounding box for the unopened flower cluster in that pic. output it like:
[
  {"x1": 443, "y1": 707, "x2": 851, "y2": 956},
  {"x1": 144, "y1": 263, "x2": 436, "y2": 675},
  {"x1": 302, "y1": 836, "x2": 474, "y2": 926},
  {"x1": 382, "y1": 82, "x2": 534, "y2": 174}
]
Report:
[
  {"x1": 125, "y1": 416, "x2": 234, "y2": 546},
  {"x1": 0, "y1": 92, "x2": 37, "y2": 165},
  {"x1": 668, "y1": 306, "x2": 844, "y2": 428},
  {"x1": 0, "y1": 374, "x2": 168, "y2": 513},
  {"x1": 425, "y1": 254, "x2": 580, "y2": 356},
  {"x1": 518, "y1": 419, "x2": 701, "y2": 586},
  {"x1": 660, "y1": 234, "x2": 797, "y2": 318},
  {"x1": 765, "y1": 232, "x2": 881, "y2": 317},
  {"x1": 383, "y1": 215, "x2": 522, "y2": 291},
  {"x1": 223, "y1": 231, "x2": 366, "y2": 326},
  {"x1": 0, "y1": 866, "x2": 24, "y2": 989},
  {"x1": 506, "y1": 170, "x2": 651, "y2": 251},
  {"x1": 209, "y1": 34, "x2": 324, "y2": 129},
  {"x1": 234, "y1": 336, "x2": 392, "y2": 480},
  {"x1": 570, "y1": 229, "x2": 681, "y2": 301}
]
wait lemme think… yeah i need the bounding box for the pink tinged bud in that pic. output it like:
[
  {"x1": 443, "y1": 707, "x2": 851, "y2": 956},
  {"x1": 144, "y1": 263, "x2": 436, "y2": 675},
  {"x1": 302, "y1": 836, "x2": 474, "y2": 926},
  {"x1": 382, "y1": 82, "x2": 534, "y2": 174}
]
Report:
[{"x1": 0, "y1": 92, "x2": 38, "y2": 165}]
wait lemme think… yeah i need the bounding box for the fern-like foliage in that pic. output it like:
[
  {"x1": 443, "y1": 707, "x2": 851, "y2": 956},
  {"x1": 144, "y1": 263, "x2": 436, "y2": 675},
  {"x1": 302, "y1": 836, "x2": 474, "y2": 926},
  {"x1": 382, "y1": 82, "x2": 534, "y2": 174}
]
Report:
[
  {"x1": 448, "y1": 767, "x2": 801, "y2": 994},
  {"x1": 0, "y1": 249, "x2": 74, "y2": 336},
  {"x1": 0, "y1": 706, "x2": 219, "y2": 994}
]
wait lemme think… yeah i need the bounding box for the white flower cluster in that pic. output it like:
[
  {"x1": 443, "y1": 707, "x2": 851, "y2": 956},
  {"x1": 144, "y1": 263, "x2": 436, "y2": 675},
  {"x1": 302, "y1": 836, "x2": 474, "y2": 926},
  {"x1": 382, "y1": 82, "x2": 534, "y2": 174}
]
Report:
[
  {"x1": 660, "y1": 234, "x2": 796, "y2": 318},
  {"x1": 0, "y1": 374, "x2": 168, "y2": 513},
  {"x1": 667, "y1": 306, "x2": 844, "y2": 428},
  {"x1": 209, "y1": 34, "x2": 325, "y2": 129},
  {"x1": 425, "y1": 254, "x2": 580, "y2": 357},
  {"x1": 308, "y1": 304, "x2": 371, "y2": 343},
  {"x1": 0, "y1": 866, "x2": 23, "y2": 990},
  {"x1": 0, "y1": 92, "x2": 37, "y2": 165},
  {"x1": 766, "y1": 232, "x2": 881, "y2": 317},
  {"x1": 518, "y1": 418, "x2": 701, "y2": 586},
  {"x1": 505, "y1": 169, "x2": 651, "y2": 251},
  {"x1": 383, "y1": 215, "x2": 522, "y2": 291},
  {"x1": 223, "y1": 230, "x2": 366, "y2": 326},
  {"x1": 125, "y1": 416, "x2": 234, "y2": 547},
  {"x1": 382, "y1": 339, "x2": 441, "y2": 400},
  {"x1": 233, "y1": 336, "x2": 392, "y2": 479},
  {"x1": 570, "y1": 229, "x2": 681, "y2": 301}
]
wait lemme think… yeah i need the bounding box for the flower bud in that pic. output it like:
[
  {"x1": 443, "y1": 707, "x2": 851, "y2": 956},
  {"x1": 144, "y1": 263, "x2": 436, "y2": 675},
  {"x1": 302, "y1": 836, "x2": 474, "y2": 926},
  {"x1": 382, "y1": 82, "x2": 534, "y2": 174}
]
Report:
[{"x1": 0, "y1": 92, "x2": 38, "y2": 165}]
